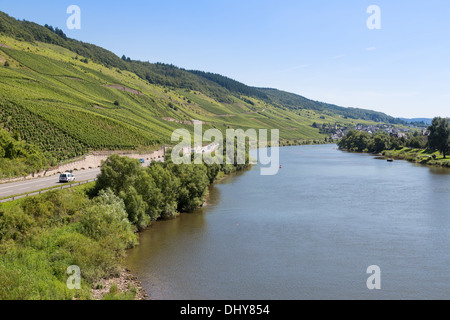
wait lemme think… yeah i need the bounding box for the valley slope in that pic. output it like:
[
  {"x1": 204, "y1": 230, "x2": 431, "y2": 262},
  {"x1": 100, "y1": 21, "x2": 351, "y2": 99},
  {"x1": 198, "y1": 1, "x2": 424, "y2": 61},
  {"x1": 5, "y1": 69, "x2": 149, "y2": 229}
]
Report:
[{"x1": 0, "y1": 11, "x2": 400, "y2": 178}]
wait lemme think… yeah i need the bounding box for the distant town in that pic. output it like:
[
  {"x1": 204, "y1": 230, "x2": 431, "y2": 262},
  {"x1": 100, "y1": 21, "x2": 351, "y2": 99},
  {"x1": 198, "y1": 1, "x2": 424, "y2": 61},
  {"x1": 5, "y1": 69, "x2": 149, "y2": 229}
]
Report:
[{"x1": 314, "y1": 122, "x2": 431, "y2": 141}]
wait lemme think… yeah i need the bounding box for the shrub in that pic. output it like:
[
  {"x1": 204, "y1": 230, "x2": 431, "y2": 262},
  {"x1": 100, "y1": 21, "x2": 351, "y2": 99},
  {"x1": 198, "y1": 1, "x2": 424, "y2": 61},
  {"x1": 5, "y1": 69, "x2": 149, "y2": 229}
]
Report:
[
  {"x1": 120, "y1": 186, "x2": 150, "y2": 230},
  {"x1": 47, "y1": 227, "x2": 121, "y2": 283},
  {"x1": 79, "y1": 189, "x2": 137, "y2": 249},
  {"x1": 0, "y1": 247, "x2": 74, "y2": 300},
  {"x1": 170, "y1": 163, "x2": 209, "y2": 212},
  {"x1": 0, "y1": 207, "x2": 36, "y2": 242},
  {"x1": 147, "y1": 164, "x2": 180, "y2": 219},
  {"x1": 94, "y1": 155, "x2": 141, "y2": 195}
]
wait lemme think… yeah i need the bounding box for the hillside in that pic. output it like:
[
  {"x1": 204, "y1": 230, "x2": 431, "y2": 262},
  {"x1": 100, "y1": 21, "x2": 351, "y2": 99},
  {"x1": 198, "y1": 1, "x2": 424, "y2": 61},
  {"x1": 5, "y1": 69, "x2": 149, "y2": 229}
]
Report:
[
  {"x1": 187, "y1": 72, "x2": 403, "y2": 124},
  {"x1": 0, "y1": 11, "x2": 398, "y2": 178},
  {"x1": 399, "y1": 118, "x2": 432, "y2": 125}
]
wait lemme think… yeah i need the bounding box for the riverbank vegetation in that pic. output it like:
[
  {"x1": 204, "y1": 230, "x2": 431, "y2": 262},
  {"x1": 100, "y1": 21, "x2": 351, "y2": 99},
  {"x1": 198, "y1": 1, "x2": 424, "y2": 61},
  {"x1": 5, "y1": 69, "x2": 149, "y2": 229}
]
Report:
[
  {"x1": 338, "y1": 117, "x2": 450, "y2": 167},
  {"x1": 0, "y1": 185, "x2": 137, "y2": 300},
  {"x1": 0, "y1": 144, "x2": 251, "y2": 299}
]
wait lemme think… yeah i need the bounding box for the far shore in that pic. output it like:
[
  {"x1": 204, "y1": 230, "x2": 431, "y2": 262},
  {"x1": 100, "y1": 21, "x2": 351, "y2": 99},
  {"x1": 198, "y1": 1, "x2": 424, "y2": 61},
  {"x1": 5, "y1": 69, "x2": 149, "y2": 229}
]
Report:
[{"x1": 340, "y1": 147, "x2": 450, "y2": 168}]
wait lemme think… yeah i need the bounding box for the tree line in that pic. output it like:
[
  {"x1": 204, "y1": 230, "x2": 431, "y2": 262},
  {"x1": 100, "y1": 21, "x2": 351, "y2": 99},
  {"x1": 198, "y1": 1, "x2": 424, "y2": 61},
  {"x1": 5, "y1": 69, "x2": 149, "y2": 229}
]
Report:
[
  {"x1": 338, "y1": 117, "x2": 450, "y2": 158},
  {"x1": 92, "y1": 143, "x2": 251, "y2": 230}
]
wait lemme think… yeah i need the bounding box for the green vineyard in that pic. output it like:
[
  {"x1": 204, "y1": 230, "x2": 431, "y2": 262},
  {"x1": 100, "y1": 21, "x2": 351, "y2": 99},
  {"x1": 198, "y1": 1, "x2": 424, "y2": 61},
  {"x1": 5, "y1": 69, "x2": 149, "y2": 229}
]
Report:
[{"x1": 0, "y1": 10, "x2": 399, "y2": 178}]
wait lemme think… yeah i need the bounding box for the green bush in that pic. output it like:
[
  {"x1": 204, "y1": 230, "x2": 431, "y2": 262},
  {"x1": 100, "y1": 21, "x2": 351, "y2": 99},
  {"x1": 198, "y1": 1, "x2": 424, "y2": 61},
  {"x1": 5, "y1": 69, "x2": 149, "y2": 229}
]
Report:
[
  {"x1": 79, "y1": 189, "x2": 137, "y2": 249},
  {"x1": 0, "y1": 206, "x2": 36, "y2": 242},
  {"x1": 0, "y1": 186, "x2": 143, "y2": 300},
  {"x1": 120, "y1": 186, "x2": 149, "y2": 230},
  {"x1": 0, "y1": 247, "x2": 74, "y2": 300},
  {"x1": 94, "y1": 155, "x2": 141, "y2": 195}
]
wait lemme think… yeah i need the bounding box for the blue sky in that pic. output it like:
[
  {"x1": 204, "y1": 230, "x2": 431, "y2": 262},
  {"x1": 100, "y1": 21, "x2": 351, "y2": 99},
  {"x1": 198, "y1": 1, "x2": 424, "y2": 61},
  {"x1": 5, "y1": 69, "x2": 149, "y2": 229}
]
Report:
[{"x1": 1, "y1": 0, "x2": 449, "y2": 118}]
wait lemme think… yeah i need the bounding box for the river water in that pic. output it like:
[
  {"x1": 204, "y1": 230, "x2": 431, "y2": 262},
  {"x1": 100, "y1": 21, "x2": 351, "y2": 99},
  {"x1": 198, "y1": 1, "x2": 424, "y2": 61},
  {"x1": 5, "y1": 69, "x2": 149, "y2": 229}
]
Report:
[{"x1": 125, "y1": 144, "x2": 450, "y2": 300}]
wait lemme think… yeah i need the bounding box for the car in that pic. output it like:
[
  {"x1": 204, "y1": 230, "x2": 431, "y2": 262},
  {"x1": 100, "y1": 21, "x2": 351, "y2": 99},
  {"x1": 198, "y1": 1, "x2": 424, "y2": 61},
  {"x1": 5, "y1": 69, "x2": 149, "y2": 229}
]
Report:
[
  {"x1": 139, "y1": 158, "x2": 145, "y2": 164},
  {"x1": 59, "y1": 172, "x2": 75, "y2": 183}
]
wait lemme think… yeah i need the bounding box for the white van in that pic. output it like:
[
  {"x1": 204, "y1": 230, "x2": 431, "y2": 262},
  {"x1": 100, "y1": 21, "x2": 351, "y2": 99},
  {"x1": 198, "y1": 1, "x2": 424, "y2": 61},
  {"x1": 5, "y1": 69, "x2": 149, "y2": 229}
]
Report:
[{"x1": 59, "y1": 172, "x2": 75, "y2": 183}]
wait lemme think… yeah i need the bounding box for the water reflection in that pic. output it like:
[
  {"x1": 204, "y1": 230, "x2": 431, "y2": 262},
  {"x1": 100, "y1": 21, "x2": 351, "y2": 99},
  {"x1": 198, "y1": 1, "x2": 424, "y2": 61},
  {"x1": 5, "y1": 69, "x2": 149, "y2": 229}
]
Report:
[{"x1": 427, "y1": 166, "x2": 450, "y2": 175}]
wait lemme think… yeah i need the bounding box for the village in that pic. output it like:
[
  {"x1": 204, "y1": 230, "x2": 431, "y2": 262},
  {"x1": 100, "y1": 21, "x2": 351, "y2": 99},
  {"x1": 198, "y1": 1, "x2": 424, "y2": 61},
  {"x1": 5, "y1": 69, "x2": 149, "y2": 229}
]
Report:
[{"x1": 318, "y1": 122, "x2": 430, "y2": 141}]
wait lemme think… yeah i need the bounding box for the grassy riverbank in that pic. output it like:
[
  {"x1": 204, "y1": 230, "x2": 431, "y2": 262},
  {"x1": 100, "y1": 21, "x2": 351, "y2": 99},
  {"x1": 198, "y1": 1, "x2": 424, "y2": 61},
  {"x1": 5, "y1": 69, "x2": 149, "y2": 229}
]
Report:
[
  {"x1": 338, "y1": 128, "x2": 450, "y2": 168},
  {"x1": 380, "y1": 147, "x2": 450, "y2": 168}
]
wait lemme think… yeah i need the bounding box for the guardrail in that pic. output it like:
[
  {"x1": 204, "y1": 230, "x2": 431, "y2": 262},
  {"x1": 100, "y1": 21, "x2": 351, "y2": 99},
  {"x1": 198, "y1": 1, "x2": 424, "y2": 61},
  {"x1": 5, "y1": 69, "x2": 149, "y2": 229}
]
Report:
[{"x1": 0, "y1": 178, "x2": 97, "y2": 204}]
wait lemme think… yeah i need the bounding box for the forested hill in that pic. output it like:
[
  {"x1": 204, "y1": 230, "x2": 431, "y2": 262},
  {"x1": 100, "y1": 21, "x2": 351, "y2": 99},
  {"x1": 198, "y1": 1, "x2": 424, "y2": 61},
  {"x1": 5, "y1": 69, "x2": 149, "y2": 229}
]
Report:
[
  {"x1": 0, "y1": 10, "x2": 401, "y2": 178},
  {"x1": 257, "y1": 88, "x2": 404, "y2": 124},
  {"x1": 187, "y1": 71, "x2": 403, "y2": 124}
]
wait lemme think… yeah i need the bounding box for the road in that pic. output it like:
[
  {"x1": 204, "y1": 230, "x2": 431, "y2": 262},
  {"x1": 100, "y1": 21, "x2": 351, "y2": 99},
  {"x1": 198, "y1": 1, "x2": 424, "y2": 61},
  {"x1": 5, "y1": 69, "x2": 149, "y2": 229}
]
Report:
[
  {"x1": 0, "y1": 158, "x2": 165, "y2": 201},
  {"x1": 0, "y1": 168, "x2": 101, "y2": 200},
  {"x1": 0, "y1": 144, "x2": 226, "y2": 202}
]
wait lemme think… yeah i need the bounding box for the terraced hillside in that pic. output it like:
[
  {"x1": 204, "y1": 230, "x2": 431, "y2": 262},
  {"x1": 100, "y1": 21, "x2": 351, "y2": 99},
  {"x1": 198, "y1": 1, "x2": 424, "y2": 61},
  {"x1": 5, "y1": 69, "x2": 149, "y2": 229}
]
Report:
[{"x1": 0, "y1": 11, "x2": 399, "y2": 178}]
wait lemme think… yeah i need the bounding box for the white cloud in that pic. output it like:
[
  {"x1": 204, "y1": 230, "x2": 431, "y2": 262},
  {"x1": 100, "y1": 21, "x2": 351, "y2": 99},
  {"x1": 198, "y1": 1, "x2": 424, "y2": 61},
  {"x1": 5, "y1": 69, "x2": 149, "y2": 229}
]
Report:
[{"x1": 366, "y1": 47, "x2": 377, "y2": 51}]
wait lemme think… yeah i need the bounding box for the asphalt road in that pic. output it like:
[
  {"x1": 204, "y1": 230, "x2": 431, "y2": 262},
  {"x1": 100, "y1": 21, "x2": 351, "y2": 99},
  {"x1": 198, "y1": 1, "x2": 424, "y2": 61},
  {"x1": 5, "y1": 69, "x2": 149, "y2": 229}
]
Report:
[
  {"x1": 0, "y1": 158, "x2": 164, "y2": 201},
  {"x1": 0, "y1": 168, "x2": 101, "y2": 200}
]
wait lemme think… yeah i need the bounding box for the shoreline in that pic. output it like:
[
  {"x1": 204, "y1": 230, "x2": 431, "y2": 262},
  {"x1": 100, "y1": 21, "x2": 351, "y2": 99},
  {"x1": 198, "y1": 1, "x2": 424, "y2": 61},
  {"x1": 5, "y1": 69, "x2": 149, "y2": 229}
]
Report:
[
  {"x1": 121, "y1": 165, "x2": 250, "y2": 300},
  {"x1": 380, "y1": 150, "x2": 450, "y2": 168},
  {"x1": 91, "y1": 268, "x2": 149, "y2": 300},
  {"x1": 340, "y1": 147, "x2": 450, "y2": 168}
]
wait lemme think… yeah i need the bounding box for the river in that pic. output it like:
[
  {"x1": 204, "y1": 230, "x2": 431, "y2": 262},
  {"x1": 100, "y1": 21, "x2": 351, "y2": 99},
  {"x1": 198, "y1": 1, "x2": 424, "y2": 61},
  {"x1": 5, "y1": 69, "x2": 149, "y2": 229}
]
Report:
[{"x1": 125, "y1": 144, "x2": 450, "y2": 300}]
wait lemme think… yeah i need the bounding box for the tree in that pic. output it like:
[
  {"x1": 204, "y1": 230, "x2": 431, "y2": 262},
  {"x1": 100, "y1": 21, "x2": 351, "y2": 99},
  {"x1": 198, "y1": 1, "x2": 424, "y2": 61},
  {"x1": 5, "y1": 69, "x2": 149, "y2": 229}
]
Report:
[
  {"x1": 44, "y1": 24, "x2": 54, "y2": 32},
  {"x1": 427, "y1": 117, "x2": 450, "y2": 158},
  {"x1": 4, "y1": 61, "x2": 9, "y2": 67},
  {"x1": 170, "y1": 163, "x2": 209, "y2": 212},
  {"x1": 147, "y1": 164, "x2": 180, "y2": 219},
  {"x1": 338, "y1": 130, "x2": 371, "y2": 152},
  {"x1": 80, "y1": 188, "x2": 137, "y2": 248},
  {"x1": 95, "y1": 154, "x2": 142, "y2": 195},
  {"x1": 54, "y1": 27, "x2": 67, "y2": 40},
  {"x1": 371, "y1": 132, "x2": 391, "y2": 153},
  {"x1": 205, "y1": 163, "x2": 220, "y2": 184},
  {"x1": 120, "y1": 186, "x2": 149, "y2": 230},
  {"x1": 134, "y1": 170, "x2": 163, "y2": 221}
]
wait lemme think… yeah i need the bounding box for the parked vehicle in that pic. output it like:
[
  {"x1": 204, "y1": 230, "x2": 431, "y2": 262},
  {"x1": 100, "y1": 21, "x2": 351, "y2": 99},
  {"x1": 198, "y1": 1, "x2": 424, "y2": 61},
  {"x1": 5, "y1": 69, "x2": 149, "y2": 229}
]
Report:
[{"x1": 59, "y1": 172, "x2": 75, "y2": 183}]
